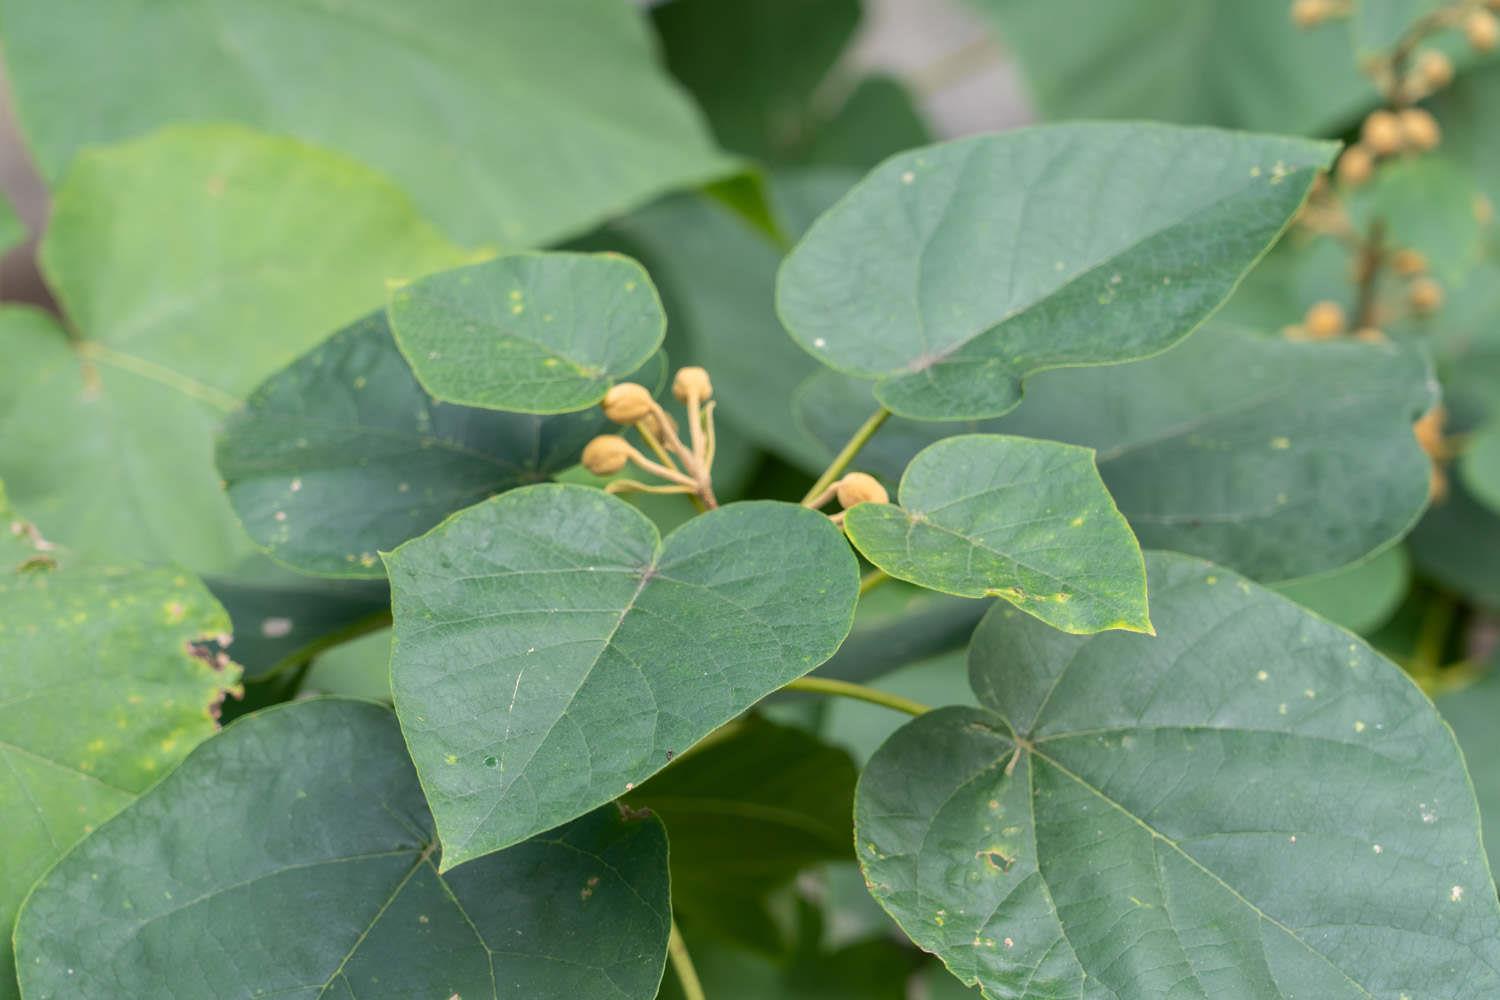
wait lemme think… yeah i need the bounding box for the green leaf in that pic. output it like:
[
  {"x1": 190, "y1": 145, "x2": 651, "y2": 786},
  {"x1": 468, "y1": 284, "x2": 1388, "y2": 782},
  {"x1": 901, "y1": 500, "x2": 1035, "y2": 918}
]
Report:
[
  {"x1": 855, "y1": 550, "x2": 1500, "y2": 999},
  {"x1": 305, "y1": 629, "x2": 394, "y2": 703},
  {"x1": 1410, "y1": 479, "x2": 1500, "y2": 606},
  {"x1": 0, "y1": 0, "x2": 734, "y2": 247},
  {"x1": 800, "y1": 328, "x2": 1437, "y2": 581},
  {"x1": 796, "y1": 76, "x2": 933, "y2": 170},
  {"x1": 1437, "y1": 669, "x2": 1500, "y2": 867},
  {"x1": 0, "y1": 126, "x2": 466, "y2": 572},
  {"x1": 844, "y1": 435, "x2": 1151, "y2": 635},
  {"x1": 820, "y1": 650, "x2": 976, "y2": 767},
  {"x1": 388, "y1": 253, "x2": 666, "y2": 414},
  {"x1": 0, "y1": 504, "x2": 242, "y2": 1000},
  {"x1": 776, "y1": 125, "x2": 1338, "y2": 420},
  {"x1": 968, "y1": 0, "x2": 1373, "y2": 134},
  {"x1": 1271, "y1": 544, "x2": 1410, "y2": 634},
  {"x1": 819, "y1": 585, "x2": 986, "y2": 685},
  {"x1": 627, "y1": 716, "x2": 857, "y2": 954},
  {"x1": 13, "y1": 699, "x2": 671, "y2": 999},
  {"x1": 1347, "y1": 156, "x2": 1484, "y2": 284},
  {"x1": 1461, "y1": 419, "x2": 1500, "y2": 515},
  {"x1": 1435, "y1": 61, "x2": 1500, "y2": 204},
  {"x1": 218, "y1": 309, "x2": 665, "y2": 576},
  {"x1": 386, "y1": 484, "x2": 859, "y2": 868}
]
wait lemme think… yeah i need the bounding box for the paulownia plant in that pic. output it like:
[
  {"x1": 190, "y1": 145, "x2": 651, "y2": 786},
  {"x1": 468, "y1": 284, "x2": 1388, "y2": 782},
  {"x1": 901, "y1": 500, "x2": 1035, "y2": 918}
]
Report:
[{"x1": 5, "y1": 1, "x2": 1500, "y2": 998}]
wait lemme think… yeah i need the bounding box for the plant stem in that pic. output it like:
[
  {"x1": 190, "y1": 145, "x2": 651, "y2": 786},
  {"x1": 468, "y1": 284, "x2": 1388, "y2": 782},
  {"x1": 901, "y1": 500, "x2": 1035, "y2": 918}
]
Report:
[
  {"x1": 668, "y1": 920, "x2": 706, "y2": 1000},
  {"x1": 1353, "y1": 219, "x2": 1387, "y2": 330},
  {"x1": 783, "y1": 676, "x2": 930, "y2": 716},
  {"x1": 859, "y1": 569, "x2": 890, "y2": 595},
  {"x1": 801, "y1": 406, "x2": 891, "y2": 506}
]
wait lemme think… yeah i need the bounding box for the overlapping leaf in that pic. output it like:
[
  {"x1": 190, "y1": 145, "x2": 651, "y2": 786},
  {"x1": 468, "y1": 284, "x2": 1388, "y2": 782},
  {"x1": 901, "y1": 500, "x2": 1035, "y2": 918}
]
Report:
[
  {"x1": 218, "y1": 309, "x2": 665, "y2": 575},
  {"x1": 1410, "y1": 480, "x2": 1500, "y2": 605},
  {"x1": 843, "y1": 435, "x2": 1151, "y2": 635},
  {"x1": 0, "y1": 125, "x2": 466, "y2": 572},
  {"x1": 386, "y1": 485, "x2": 859, "y2": 867},
  {"x1": 0, "y1": 495, "x2": 241, "y2": 1000},
  {"x1": 856, "y1": 551, "x2": 1500, "y2": 999},
  {"x1": 1271, "y1": 544, "x2": 1410, "y2": 634},
  {"x1": 14, "y1": 699, "x2": 671, "y2": 999},
  {"x1": 776, "y1": 125, "x2": 1338, "y2": 419},
  {"x1": 799, "y1": 328, "x2": 1436, "y2": 581},
  {"x1": 0, "y1": 0, "x2": 734, "y2": 246}
]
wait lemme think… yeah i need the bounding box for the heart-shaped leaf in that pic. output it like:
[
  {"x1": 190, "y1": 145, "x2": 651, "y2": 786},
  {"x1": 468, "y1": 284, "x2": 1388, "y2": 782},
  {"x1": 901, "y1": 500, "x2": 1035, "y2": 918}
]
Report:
[
  {"x1": 856, "y1": 551, "x2": 1500, "y2": 999},
  {"x1": 218, "y1": 309, "x2": 665, "y2": 576},
  {"x1": 0, "y1": 492, "x2": 242, "y2": 1000},
  {"x1": 0, "y1": 0, "x2": 733, "y2": 247},
  {"x1": 386, "y1": 484, "x2": 859, "y2": 867},
  {"x1": 14, "y1": 699, "x2": 671, "y2": 1000},
  {"x1": 843, "y1": 435, "x2": 1150, "y2": 635},
  {"x1": 389, "y1": 253, "x2": 666, "y2": 414},
  {"x1": 799, "y1": 328, "x2": 1436, "y2": 582},
  {"x1": 776, "y1": 125, "x2": 1337, "y2": 420},
  {"x1": 0, "y1": 125, "x2": 466, "y2": 572}
]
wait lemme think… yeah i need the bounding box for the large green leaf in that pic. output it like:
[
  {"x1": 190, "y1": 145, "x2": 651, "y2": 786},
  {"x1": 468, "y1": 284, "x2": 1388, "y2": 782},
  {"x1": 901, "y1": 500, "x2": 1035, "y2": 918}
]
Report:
[
  {"x1": 844, "y1": 435, "x2": 1150, "y2": 635},
  {"x1": 0, "y1": 0, "x2": 734, "y2": 247},
  {"x1": 776, "y1": 125, "x2": 1338, "y2": 420},
  {"x1": 386, "y1": 484, "x2": 859, "y2": 867},
  {"x1": 969, "y1": 0, "x2": 1373, "y2": 134},
  {"x1": 800, "y1": 328, "x2": 1436, "y2": 582},
  {"x1": 0, "y1": 126, "x2": 466, "y2": 572},
  {"x1": 855, "y1": 551, "x2": 1500, "y2": 999},
  {"x1": 0, "y1": 502, "x2": 242, "y2": 1000},
  {"x1": 217, "y1": 309, "x2": 665, "y2": 576},
  {"x1": 1438, "y1": 669, "x2": 1500, "y2": 867},
  {"x1": 627, "y1": 715, "x2": 857, "y2": 954},
  {"x1": 13, "y1": 699, "x2": 671, "y2": 999},
  {"x1": 1271, "y1": 544, "x2": 1411, "y2": 634},
  {"x1": 388, "y1": 253, "x2": 666, "y2": 413}
]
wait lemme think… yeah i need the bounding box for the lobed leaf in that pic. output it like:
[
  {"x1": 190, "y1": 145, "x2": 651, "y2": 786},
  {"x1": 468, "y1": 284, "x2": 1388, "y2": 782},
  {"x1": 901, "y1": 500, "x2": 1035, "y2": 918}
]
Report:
[
  {"x1": 856, "y1": 551, "x2": 1500, "y2": 999},
  {"x1": 385, "y1": 484, "x2": 859, "y2": 867},
  {"x1": 776, "y1": 124, "x2": 1338, "y2": 420},
  {"x1": 843, "y1": 435, "x2": 1151, "y2": 635},
  {"x1": 13, "y1": 699, "x2": 670, "y2": 999}
]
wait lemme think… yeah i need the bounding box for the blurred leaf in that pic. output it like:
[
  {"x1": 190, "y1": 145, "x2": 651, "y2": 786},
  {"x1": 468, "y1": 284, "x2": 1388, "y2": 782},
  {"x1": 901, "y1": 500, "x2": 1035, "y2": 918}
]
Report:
[
  {"x1": 798, "y1": 75, "x2": 932, "y2": 169},
  {"x1": 777, "y1": 126, "x2": 1337, "y2": 420},
  {"x1": 0, "y1": 126, "x2": 466, "y2": 572},
  {"x1": 820, "y1": 650, "x2": 977, "y2": 766},
  {"x1": 0, "y1": 0, "x2": 734, "y2": 246},
  {"x1": 1411, "y1": 480, "x2": 1500, "y2": 606},
  {"x1": 1348, "y1": 156, "x2": 1484, "y2": 284},
  {"x1": 304, "y1": 628, "x2": 393, "y2": 702},
  {"x1": 1437, "y1": 668, "x2": 1500, "y2": 866},
  {"x1": 1461, "y1": 419, "x2": 1500, "y2": 515},
  {"x1": 1435, "y1": 60, "x2": 1500, "y2": 204},
  {"x1": 818, "y1": 585, "x2": 985, "y2": 685},
  {"x1": 14, "y1": 700, "x2": 671, "y2": 999},
  {"x1": 1271, "y1": 544, "x2": 1411, "y2": 633},
  {"x1": 1355, "y1": 0, "x2": 1448, "y2": 55},
  {"x1": 971, "y1": 0, "x2": 1372, "y2": 132}
]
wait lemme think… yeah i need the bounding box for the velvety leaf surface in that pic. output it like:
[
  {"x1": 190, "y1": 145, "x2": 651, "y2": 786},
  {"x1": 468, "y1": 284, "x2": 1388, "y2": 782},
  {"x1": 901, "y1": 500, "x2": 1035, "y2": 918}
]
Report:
[
  {"x1": 776, "y1": 125, "x2": 1337, "y2": 419},
  {"x1": 218, "y1": 309, "x2": 665, "y2": 576},
  {"x1": 386, "y1": 485, "x2": 859, "y2": 867},
  {"x1": 0, "y1": 126, "x2": 465, "y2": 572},
  {"x1": 0, "y1": 0, "x2": 733, "y2": 246},
  {"x1": 844, "y1": 435, "x2": 1150, "y2": 635},
  {"x1": 856, "y1": 551, "x2": 1500, "y2": 999},
  {"x1": 1271, "y1": 544, "x2": 1410, "y2": 634},
  {"x1": 800, "y1": 328, "x2": 1437, "y2": 581},
  {"x1": 969, "y1": 0, "x2": 1373, "y2": 134},
  {"x1": 0, "y1": 511, "x2": 241, "y2": 1000},
  {"x1": 14, "y1": 699, "x2": 671, "y2": 1000},
  {"x1": 389, "y1": 253, "x2": 665, "y2": 414},
  {"x1": 628, "y1": 716, "x2": 857, "y2": 954}
]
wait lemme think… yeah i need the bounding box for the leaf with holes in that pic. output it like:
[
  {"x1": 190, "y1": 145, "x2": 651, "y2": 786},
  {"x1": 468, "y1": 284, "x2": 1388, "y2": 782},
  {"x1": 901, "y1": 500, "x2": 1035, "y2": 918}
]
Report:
[
  {"x1": 385, "y1": 484, "x2": 859, "y2": 868},
  {"x1": 855, "y1": 550, "x2": 1500, "y2": 999},
  {"x1": 776, "y1": 124, "x2": 1337, "y2": 420},
  {"x1": 388, "y1": 253, "x2": 666, "y2": 414},
  {"x1": 0, "y1": 499, "x2": 242, "y2": 1000},
  {"x1": 843, "y1": 435, "x2": 1150, "y2": 635},
  {"x1": 217, "y1": 309, "x2": 666, "y2": 576},
  {"x1": 13, "y1": 699, "x2": 670, "y2": 999}
]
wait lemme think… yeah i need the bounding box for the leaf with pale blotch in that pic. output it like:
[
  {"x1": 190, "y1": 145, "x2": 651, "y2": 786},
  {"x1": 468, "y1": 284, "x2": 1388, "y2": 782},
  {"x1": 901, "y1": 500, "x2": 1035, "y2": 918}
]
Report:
[
  {"x1": 0, "y1": 126, "x2": 466, "y2": 573},
  {"x1": 856, "y1": 551, "x2": 1500, "y2": 999},
  {"x1": 843, "y1": 435, "x2": 1150, "y2": 635},
  {"x1": 14, "y1": 699, "x2": 670, "y2": 1000},
  {"x1": 389, "y1": 253, "x2": 666, "y2": 414},
  {"x1": 218, "y1": 309, "x2": 666, "y2": 576},
  {"x1": 0, "y1": 510, "x2": 242, "y2": 1000},
  {"x1": 799, "y1": 328, "x2": 1436, "y2": 582},
  {"x1": 386, "y1": 484, "x2": 859, "y2": 868},
  {"x1": 776, "y1": 124, "x2": 1337, "y2": 420}
]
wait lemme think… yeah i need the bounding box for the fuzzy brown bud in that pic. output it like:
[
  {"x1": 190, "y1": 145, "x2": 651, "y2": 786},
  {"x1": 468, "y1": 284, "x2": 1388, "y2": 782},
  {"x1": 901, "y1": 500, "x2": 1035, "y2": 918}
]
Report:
[
  {"x1": 1303, "y1": 300, "x2": 1347, "y2": 339},
  {"x1": 601, "y1": 383, "x2": 655, "y2": 424},
  {"x1": 1391, "y1": 249, "x2": 1428, "y2": 276},
  {"x1": 1290, "y1": 0, "x2": 1331, "y2": 27},
  {"x1": 1360, "y1": 110, "x2": 1404, "y2": 156},
  {"x1": 1467, "y1": 9, "x2": 1499, "y2": 51},
  {"x1": 1397, "y1": 108, "x2": 1441, "y2": 152},
  {"x1": 672, "y1": 366, "x2": 713, "y2": 403},
  {"x1": 582, "y1": 435, "x2": 632, "y2": 475},
  {"x1": 1416, "y1": 49, "x2": 1454, "y2": 90},
  {"x1": 835, "y1": 472, "x2": 889, "y2": 509},
  {"x1": 1337, "y1": 145, "x2": 1375, "y2": 186},
  {"x1": 1409, "y1": 277, "x2": 1444, "y2": 314},
  {"x1": 1414, "y1": 405, "x2": 1446, "y2": 459}
]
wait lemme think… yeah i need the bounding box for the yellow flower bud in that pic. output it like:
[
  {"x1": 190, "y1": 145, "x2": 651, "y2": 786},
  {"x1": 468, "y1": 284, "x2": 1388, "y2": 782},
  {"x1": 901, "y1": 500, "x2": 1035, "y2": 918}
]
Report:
[
  {"x1": 1337, "y1": 145, "x2": 1375, "y2": 186},
  {"x1": 1391, "y1": 249, "x2": 1427, "y2": 277},
  {"x1": 1413, "y1": 405, "x2": 1446, "y2": 459},
  {"x1": 672, "y1": 366, "x2": 713, "y2": 403},
  {"x1": 1290, "y1": 0, "x2": 1330, "y2": 27},
  {"x1": 1303, "y1": 300, "x2": 1347, "y2": 339},
  {"x1": 1360, "y1": 110, "x2": 1404, "y2": 156},
  {"x1": 1397, "y1": 108, "x2": 1441, "y2": 152},
  {"x1": 601, "y1": 383, "x2": 654, "y2": 424},
  {"x1": 1353, "y1": 327, "x2": 1386, "y2": 344},
  {"x1": 1409, "y1": 277, "x2": 1444, "y2": 314},
  {"x1": 582, "y1": 435, "x2": 632, "y2": 475},
  {"x1": 1415, "y1": 49, "x2": 1454, "y2": 90},
  {"x1": 835, "y1": 472, "x2": 889, "y2": 509},
  {"x1": 1467, "y1": 9, "x2": 1499, "y2": 52}
]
